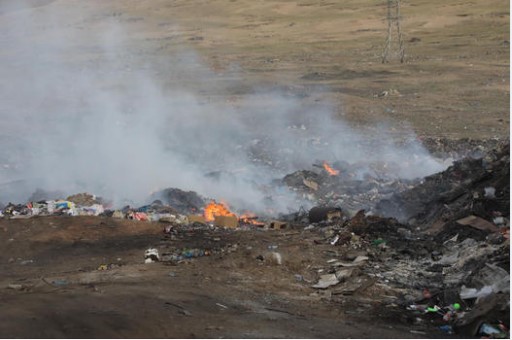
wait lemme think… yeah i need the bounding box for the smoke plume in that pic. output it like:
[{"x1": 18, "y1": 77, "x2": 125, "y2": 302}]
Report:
[{"x1": 0, "y1": 1, "x2": 447, "y2": 214}]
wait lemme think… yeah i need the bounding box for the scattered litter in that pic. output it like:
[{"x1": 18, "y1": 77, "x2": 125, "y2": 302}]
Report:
[
  {"x1": 312, "y1": 274, "x2": 340, "y2": 289},
  {"x1": 267, "y1": 252, "x2": 282, "y2": 265},
  {"x1": 330, "y1": 235, "x2": 340, "y2": 245},
  {"x1": 51, "y1": 279, "x2": 69, "y2": 286},
  {"x1": 493, "y1": 216, "x2": 505, "y2": 225},
  {"x1": 337, "y1": 256, "x2": 369, "y2": 267},
  {"x1": 161, "y1": 248, "x2": 211, "y2": 262},
  {"x1": 484, "y1": 187, "x2": 496, "y2": 199},
  {"x1": 478, "y1": 323, "x2": 501, "y2": 336},
  {"x1": 313, "y1": 268, "x2": 354, "y2": 289},
  {"x1": 144, "y1": 248, "x2": 160, "y2": 263},
  {"x1": 7, "y1": 284, "x2": 23, "y2": 290}
]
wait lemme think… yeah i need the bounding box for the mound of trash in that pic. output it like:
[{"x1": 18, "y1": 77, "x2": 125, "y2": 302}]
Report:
[{"x1": 0, "y1": 140, "x2": 508, "y2": 338}]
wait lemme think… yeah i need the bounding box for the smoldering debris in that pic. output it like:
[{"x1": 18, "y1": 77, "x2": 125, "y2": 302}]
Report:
[
  {"x1": 148, "y1": 188, "x2": 205, "y2": 215},
  {"x1": 297, "y1": 141, "x2": 509, "y2": 338},
  {"x1": 375, "y1": 140, "x2": 509, "y2": 228}
]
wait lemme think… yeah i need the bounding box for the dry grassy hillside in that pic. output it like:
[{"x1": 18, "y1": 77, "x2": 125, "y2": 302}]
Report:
[{"x1": 0, "y1": 0, "x2": 508, "y2": 139}]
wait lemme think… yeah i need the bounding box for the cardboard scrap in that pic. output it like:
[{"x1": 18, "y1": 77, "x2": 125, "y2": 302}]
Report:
[
  {"x1": 214, "y1": 215, "x2": 238, "y2": 228},
  {"x1": 188, "y1": 215, "x2": 207, "y2": 224},
  {"x1": 269, "y1": 221, "x2": 288, "y2": 230},
  {"x1": 456, "y1": 215, "x2": 499, "y2": 233},
  {"x1": 312, "y1": 269, "x2": 354, "y2": 289}
]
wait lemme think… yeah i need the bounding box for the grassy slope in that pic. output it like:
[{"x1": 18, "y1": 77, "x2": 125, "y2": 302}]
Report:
[{"x1": 1, "y1": 0, "x2": 509, "y2": 138}]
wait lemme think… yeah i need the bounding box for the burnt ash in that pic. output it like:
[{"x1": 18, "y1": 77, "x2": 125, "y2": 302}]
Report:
[
  {"x1": 148, "y1": 188, "x2": 205, "y2": 215},
  {"x1": 376, "y1": 142, "x2": 509, "y2": 228}
]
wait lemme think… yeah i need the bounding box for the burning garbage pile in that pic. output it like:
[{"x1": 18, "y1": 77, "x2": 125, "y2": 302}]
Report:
[
  {"x1": 0, "y1": 188, "x2": 274, "y2": 229},
  {"x1": 280, "y1": 159, "x2": 420, "y2": 215},
  {"x1": 0, "y1": 138, "x2": 508, "y2": 338},
  {"x1": 291, "y1": 141, "x2": 509, "y2": 338}
]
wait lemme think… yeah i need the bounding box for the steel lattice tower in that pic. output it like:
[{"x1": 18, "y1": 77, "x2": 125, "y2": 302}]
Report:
[{"x1": 382, "y1": 0, "x2": 405, "y2": 63}]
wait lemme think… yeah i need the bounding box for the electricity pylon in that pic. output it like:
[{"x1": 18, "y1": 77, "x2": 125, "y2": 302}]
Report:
[{"x1": 382, "y1": 0, "x2": 405, "y2": 63}]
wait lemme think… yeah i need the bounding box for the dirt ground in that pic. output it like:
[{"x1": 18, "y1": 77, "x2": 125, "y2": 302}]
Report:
[
  {"x1": 0, "y1": 0, "x2": 509, "y2": 338},
  {"x1": 0, "y1": 216, "x2": 452, "y2": 339}
]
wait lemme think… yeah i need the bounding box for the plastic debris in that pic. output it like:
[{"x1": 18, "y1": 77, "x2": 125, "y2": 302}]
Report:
[
  {"x1": 144, "y1": 248, "x2": 160, "y2": 263},
  {"x1": 478, "y1": 323, "x2": 501, "y2": 336},
  {"x1": 456, "y1": 215, "x2": 499, "y2": 233},
  {"x1": 484, "y1": 187, "x2": 496, "y2": 199},
  {"x1": 312, "y1": 268, "x2": 353, "y2": 289},
  {"x1": 51, "y1": 279, "x2": 68, "y2": 286},
  {"x1": 161, "y1": 248, "x2": 211, "y2": 262},
  {"x1": 426, "y1": 306, "x2": 441, "y2": 314},
  {"x1": 439, "y1": 325, "x2": 454, "y2": 334},
  {"x1": 312, "y1": 274, "x2": 340, "y2": 289}
]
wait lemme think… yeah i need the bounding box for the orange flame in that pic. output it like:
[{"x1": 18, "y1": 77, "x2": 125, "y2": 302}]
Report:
[
  {"x1": 239, "y1": 212, "x2": 265, "y2": 226},
  {"x1": 323, "y1": 161, "x2": 339, "y2": 176},
  {"x1": 204, "y1": 201, "x2": 236, "y2": 222}
]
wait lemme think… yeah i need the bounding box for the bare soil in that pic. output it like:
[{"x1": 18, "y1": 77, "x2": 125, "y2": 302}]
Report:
[{"x1": 1, "y1": 216, "x2": 448, "y2": 338}]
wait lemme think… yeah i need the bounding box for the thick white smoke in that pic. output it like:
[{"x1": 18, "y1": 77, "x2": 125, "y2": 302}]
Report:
[{"x1": 0, "y1": 1, "x2": 447, "y2": 213}]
